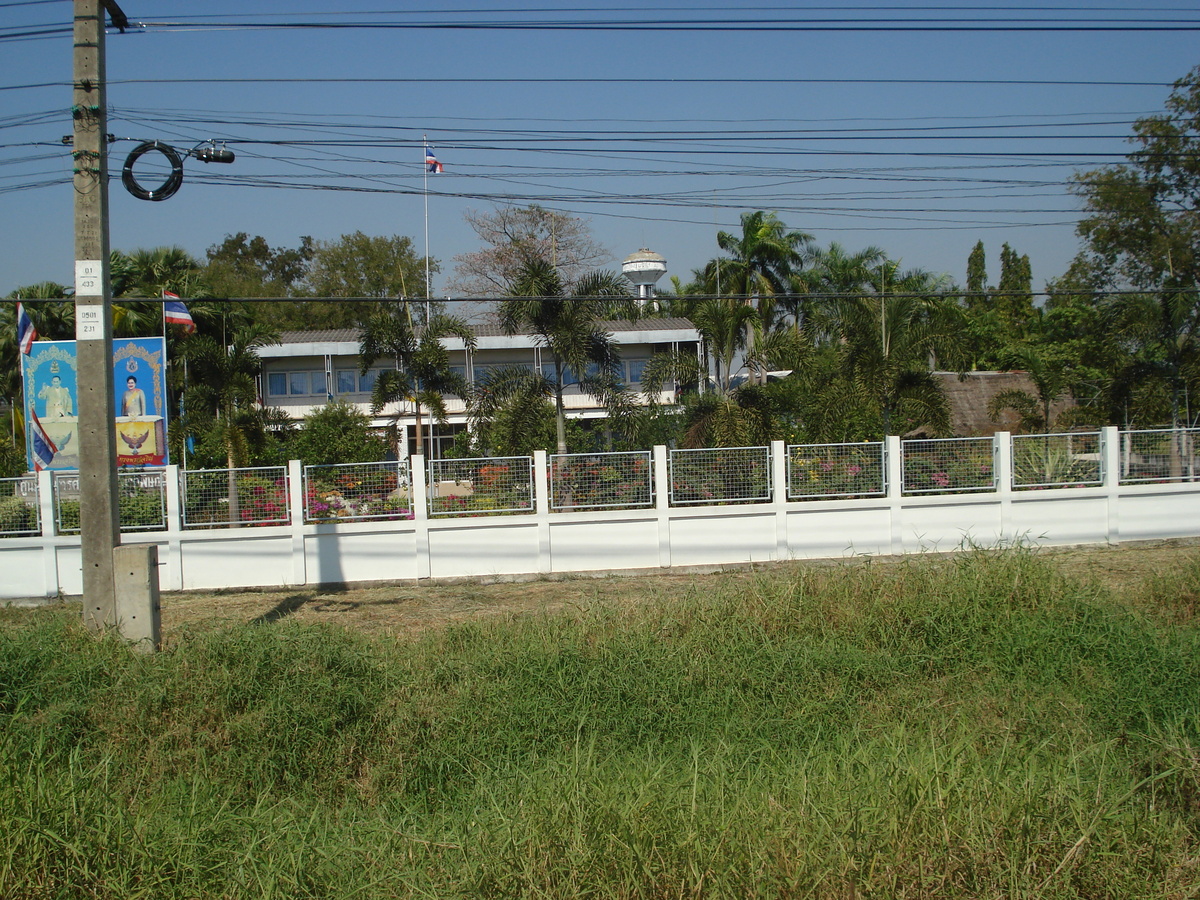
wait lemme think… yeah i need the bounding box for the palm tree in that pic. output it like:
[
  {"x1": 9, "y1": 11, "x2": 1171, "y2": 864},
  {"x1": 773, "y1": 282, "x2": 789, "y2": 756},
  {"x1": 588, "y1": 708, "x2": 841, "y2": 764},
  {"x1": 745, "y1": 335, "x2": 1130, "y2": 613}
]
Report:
[
  {"x1": 499, "y1": 257, "x2": 635, "y2": 453},
  {"x1": 358, "y1": 303, "x2": 477, "y2": 458},
  {"x1": 789, "y1": 242, "x2": 887, "y2": 340},
  {"x1": 703, "y1": 211, "x2": 812, "y2": 382},
  {"x1": 710, "y1": 210, "x2": 812, "y2": 300},
  {"x1": 181, "y1": 324, "x2": 278, "y2": 522},
  {"x1": 824, "y1": 263, "x2": 956, "y2": 437},
  {"x1": 111, "y1": 246, "x2": 210, "y2": 337}
]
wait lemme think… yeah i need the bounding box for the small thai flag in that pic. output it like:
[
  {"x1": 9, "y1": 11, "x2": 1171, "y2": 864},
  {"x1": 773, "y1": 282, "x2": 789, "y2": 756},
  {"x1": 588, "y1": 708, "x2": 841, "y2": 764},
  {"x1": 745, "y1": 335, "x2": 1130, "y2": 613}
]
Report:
[
  {"x1": 163, "y1": 291, "x2": 196, "y2": 333},
  {"x1": 425, "y1": 144, "x2": 443, "y2": 174},
  {"x1": 29, "y1": 410, "x2": 57, "y2": 471},
  {"x1": 17, "y1": 301, "x2": 36, "y2": 354}
]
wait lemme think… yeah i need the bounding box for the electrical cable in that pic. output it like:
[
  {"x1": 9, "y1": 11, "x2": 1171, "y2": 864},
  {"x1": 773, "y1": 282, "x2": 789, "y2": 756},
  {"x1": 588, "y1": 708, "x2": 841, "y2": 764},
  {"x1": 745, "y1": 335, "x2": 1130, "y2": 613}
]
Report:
[{"x1": 121, "y1": 140, "x2": 183, "y2": 201}]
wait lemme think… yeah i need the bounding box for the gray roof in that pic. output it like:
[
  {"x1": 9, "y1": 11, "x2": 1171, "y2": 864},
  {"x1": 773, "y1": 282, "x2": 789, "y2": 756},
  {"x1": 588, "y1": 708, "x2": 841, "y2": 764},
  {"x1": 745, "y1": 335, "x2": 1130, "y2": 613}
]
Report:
[{"x1": 277, "y1": 317, "x2": 697, "y2": 345}]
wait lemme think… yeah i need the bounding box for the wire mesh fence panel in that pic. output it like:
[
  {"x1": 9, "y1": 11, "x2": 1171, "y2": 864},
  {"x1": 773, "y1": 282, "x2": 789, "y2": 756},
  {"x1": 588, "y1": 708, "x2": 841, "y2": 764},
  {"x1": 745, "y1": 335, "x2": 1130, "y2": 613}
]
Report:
[
  {"x1": 902, "y1": 437, "x2": 996, "y2": 495},
  {"x1": 115, "y1": 469, "x2": 168, "y2": 531},
  {"x1": 1119, "y1": 427, "x2": 1200, "y2": 484},
  {"x1": 550, "y1": 451, "x2": 654, "y2": 511},
  {"x1": 52, "y1": 471, "x2": 82, "y2": 534},
  {"x1": 304, "y1": 460, "x2": 412, "y2": 523},
  {"x1": 1012, "y1": 432, "x2": 1103, "y2": 489},
  {"x1": 428, "y1": 456, "x2": 534, "y2": 517},
  {"x1": 787, "y1": 442, "x2": 886, "y2": 500},
  {"x1": 0, "y1": 475, "x2": 39, "y2": 537},
  {"x1": 669, "y1": 446, "x2": 772, "y2": 506},
  {"x1": 181, "y1": 466, "x2": 290, "y2": 528}
]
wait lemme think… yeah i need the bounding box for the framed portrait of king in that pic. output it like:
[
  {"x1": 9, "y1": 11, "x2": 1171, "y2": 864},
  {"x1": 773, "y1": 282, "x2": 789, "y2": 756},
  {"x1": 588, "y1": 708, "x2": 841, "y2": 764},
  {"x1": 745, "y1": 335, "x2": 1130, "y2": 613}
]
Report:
[{"x1": 22, "y1": 336, "x2": 169, "y2": 471}]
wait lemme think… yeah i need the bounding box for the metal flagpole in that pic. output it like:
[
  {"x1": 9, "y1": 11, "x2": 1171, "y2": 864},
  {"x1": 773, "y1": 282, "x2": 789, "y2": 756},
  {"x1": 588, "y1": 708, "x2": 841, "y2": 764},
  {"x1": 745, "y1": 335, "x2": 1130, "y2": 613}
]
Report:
[{"x1": 423, "y1": 134, "x2": 430, "y2": 312}]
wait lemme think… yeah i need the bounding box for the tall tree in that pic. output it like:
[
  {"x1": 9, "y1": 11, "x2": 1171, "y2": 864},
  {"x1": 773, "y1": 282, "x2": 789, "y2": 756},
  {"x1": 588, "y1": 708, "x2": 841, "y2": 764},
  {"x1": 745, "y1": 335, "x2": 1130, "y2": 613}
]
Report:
[
  {"x1": 791, "y1": 242, "x2": 887, "y2": 343},
  {"x1": 1072, "y1": 65, "x2": 1200, "y2": 427},
  {"x1": 358, "y1": 303, "x2": 477, "y2": 458},
  {"x1": 304, "y1": 232, "x2": 432, "y2": 329},
  {"x1": 823, "y1": 263, "x2": 955, "y2": 437},
  {"x1": 498, "y1": 258, "x2": 634, "y2": 453},
  {"x1": 449, "y1": 205, "x2": 611, "y2": 297},
  {"x1": 205, "y1": 233, "x2": 313, "y2": 297},
  {"x1": 110, "y1": 246, "x2": 209, "y2": 337},
  {"x1": 702, "y1": 211, "x2": 812, "y2": 382},
  {"x1": 966, "y1": 240, "x2": 988, "y2": 298},
  {"x1": 997, "y1": 242, "x2": 1035, "y2": 341}
]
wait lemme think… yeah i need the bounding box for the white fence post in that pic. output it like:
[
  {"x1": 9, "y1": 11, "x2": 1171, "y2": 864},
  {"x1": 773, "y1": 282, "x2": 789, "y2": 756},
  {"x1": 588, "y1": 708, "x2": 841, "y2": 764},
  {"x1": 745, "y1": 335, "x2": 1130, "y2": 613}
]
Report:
[
  {"x1": 994, "y1": 431, "x2": 1012, "y2": 542},
  {"x1": 886, "y1": 435, "x2": 904, "y2": 555},
  {"x1": 411, "y1": 454, "x2": 430, "y2": 579},
  {"x1": 163, "y1": 464, "x2": 184, "y2": 591},
  {"x1": 288, "y1": 459, "x2": 306, "y2": 586},
  {"x1": 654, "y1": 444, "x2": 671, "y2": 568},
  {"x1": 37, "y1": 468, "x2": 58, "y2": 597},
  {"x1": 1102, "y1": 425, "x2": 1121, "y2": 544},
  {"x1": 772, "y1": 440, "x2": 788, "y2": 560},
  {"x1": 37, "y1": 468, "x2": 55, "y2": 537},
  {"x1": 534, "y1": 449, "x2": 551, "y2": 573}
]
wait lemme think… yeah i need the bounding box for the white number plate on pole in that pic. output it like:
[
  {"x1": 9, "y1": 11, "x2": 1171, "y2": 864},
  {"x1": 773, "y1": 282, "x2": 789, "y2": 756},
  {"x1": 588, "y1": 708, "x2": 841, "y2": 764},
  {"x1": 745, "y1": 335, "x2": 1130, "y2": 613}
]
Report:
[{"x1": 76, "y1": 304, "x2": 104, "y2": 340}]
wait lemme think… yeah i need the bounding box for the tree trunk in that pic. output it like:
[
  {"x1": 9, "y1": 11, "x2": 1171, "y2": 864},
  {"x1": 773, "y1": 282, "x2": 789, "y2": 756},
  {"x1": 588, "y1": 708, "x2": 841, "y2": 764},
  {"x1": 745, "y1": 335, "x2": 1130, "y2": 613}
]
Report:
[{"x1": 226, "y1": 443, "x2": 240, "y2": 526}]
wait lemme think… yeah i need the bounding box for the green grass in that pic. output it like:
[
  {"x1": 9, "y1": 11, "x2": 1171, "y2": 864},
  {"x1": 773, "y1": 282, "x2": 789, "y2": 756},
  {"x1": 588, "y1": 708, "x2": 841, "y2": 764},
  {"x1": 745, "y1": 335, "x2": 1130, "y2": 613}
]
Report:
[{"x1": 1, "y1": 549, "x2": 1198, "y2": 898}]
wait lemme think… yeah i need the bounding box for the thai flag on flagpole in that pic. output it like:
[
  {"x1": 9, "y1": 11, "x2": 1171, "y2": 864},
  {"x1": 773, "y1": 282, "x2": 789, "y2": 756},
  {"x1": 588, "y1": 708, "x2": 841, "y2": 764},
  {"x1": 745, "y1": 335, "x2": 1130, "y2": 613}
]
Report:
[
  {"x1": 29, "y1": 410, "x2": 57, "y2": 471},
  {"x1": 162, "y1": 290, "x2": 196, "y2": 333},
  {"x1": 425, "y1": 143, "x2": 443, "y2": 173},
  {"x1": 17, "y1": 301, "x2": 36, "y2": 354}
]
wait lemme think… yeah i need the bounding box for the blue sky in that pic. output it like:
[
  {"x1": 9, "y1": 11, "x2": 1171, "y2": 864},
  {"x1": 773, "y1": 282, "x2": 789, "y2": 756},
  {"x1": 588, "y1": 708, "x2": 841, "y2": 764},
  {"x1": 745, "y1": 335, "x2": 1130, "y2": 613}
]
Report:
[{"x1": 2, "y1": 1, "x2": 1198, "y2": 299}]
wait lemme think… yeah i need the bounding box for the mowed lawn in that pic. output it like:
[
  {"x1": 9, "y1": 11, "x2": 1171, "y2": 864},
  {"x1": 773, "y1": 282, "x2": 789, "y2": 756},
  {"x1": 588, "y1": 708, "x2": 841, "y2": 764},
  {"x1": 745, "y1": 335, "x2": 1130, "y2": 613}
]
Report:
[{"x1": 2, "y1": 544, "x2": 1198, "y2": 898}]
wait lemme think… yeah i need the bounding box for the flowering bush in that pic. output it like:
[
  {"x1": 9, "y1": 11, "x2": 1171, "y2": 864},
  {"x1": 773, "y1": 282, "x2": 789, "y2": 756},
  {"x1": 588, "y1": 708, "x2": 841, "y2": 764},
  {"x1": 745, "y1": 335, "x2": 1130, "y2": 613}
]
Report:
[
  {"x1": 306, "y1": 481, "x2": 412, "y2": 522},
  {"x1": 0, "y1": 495, "x2": 37, "y2": 536},
  {"x1": 902, "y1": 440, "x2": 995, "y2": 494},
  {"x1": 428, "y1": 457, "x2": 533, "y2": 517},
  {"x1": 182, "y1": 469, "x2": 290, "y2": 528},
  {"x1": 551, "y1": 453, "x2": 653, "y2": 510},
  {"x1": 670, "y1": 449, "x2": 771, "y2": 506},
  {"x1": 788, "y1": 444, "x2": 885, "y2": 500}
]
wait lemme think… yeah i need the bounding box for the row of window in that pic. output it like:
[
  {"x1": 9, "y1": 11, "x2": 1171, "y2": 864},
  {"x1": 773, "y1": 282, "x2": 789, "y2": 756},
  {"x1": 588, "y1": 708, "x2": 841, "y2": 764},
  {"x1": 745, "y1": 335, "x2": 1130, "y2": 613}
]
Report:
[
  {"x1": 267, "y1": 369, "x2": 369, "y2": 399},
  {"x1": 266, "y1": 360, "x2": 652, "y2": 399}
]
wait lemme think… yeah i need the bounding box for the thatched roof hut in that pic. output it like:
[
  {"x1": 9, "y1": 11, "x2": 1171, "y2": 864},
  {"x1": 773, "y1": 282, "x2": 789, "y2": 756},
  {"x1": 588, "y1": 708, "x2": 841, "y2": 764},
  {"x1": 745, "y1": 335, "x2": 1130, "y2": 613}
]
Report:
[{"x1": 933, "y1": 371, "x2": 1077, "y2": 436}]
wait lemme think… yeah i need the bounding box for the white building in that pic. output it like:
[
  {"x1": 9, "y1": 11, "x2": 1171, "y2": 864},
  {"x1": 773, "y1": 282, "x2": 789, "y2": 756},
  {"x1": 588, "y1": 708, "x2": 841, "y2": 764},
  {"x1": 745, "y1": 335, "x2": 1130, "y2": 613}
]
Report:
[{"x1": 257, "y1": 317, "x2": 701, "y2": 457}]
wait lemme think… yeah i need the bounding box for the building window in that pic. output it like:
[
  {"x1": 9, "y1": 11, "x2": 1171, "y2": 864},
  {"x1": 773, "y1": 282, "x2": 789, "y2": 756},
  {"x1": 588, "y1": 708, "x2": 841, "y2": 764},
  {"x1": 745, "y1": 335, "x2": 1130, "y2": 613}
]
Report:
[
  {"x1": 474, "y1": 362, "x2": 533, "y2": 385},
  {"x1": 266, "y1": 370, "x2": 328, "y2": 398}
]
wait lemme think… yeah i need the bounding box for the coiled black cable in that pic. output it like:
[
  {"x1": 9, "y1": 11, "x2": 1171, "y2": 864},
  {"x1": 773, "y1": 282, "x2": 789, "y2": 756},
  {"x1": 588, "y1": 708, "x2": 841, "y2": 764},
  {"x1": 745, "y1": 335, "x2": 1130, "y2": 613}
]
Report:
[{"x1": 121, "y1": 140, "x2": 183, "y2": 201}]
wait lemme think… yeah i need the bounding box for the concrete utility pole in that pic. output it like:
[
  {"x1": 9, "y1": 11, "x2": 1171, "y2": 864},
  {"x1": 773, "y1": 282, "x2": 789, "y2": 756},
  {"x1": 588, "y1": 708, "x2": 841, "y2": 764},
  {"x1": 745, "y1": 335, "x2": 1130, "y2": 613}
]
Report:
[
  {"x1": 73, "y1": 0, "x2": 121, "y2": 631},
  {"x1": 73, "y1": 1, "x2": 160, "y2": 647}
]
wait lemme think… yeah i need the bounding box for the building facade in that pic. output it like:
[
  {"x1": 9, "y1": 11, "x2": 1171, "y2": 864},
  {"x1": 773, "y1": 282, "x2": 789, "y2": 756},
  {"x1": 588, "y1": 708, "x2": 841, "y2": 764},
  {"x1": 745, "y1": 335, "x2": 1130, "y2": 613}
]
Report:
[{"x1": 257, "y1": 317, "x2": 701, "y2": 457}]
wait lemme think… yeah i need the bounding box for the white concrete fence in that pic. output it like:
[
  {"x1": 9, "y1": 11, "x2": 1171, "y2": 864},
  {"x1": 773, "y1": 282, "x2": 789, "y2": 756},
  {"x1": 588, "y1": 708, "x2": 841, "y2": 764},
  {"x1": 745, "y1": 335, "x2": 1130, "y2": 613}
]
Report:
[{"x1": 2, "y1": 426, "x2": 1199, "y2": 601}]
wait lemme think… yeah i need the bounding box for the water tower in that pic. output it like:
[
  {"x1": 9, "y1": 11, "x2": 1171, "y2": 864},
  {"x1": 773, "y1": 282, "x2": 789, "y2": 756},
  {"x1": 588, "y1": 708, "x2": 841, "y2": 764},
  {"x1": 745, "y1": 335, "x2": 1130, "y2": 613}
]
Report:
[{"x1": 621, "y1": 248, "x2": 667, "y2": 304}]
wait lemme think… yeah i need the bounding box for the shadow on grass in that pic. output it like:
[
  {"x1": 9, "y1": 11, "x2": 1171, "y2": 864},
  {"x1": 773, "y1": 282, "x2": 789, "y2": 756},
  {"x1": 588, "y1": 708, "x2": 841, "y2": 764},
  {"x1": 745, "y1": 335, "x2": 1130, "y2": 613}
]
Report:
[{"x1": 251, "y1": 593, "x2": 316, "y2": 625}]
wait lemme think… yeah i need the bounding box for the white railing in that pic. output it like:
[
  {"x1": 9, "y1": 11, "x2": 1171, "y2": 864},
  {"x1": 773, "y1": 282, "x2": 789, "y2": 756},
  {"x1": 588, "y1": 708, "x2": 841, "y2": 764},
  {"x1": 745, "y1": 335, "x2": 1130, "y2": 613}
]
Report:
[
  {"x1": 303, "y1": 460, "x2": 412, "y2": 523},
  {"x1": 1119, "y1": 427, "x2": 1200, "y2": 484},
  {"x1": 53, "y1": 468, "x2": 169, "y2": 534},
  {"x1": 669, "y1": 446, "x2": 772, "y2": 506},
  {"x1": 787, "y1": 441, "x2": 886, "y2": 501},
  {"x1": 901, "y1": 436, "x2": 997, "y2": 495},
  {"x1": 181, "y1": 465, "x2": 290, "y2": 528},
  {"x1": 1012, "y1": 431, "x2": 1103, "y2": 489},
  {"x1": 550, "y1": 450, "x2": 654, "y2": 511},
  {"x1": 7, "y1": 427, "x2": 1200, "y2": 599},
  {"x1": 0, "y1": 474, "x2": 39, "y2": 538},
  {"x1": 426, "y1": 455, "x2": 534, "y2": 517}
]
